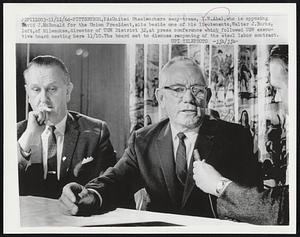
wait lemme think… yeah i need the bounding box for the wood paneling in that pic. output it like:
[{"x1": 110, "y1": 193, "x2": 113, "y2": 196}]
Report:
[{"x1": 87, "y1": 44, "x2": 129, "y2": 158}]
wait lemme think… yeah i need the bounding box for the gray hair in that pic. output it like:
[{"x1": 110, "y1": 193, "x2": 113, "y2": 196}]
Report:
[
  {"x1": 269, "y1": 45, "x2": 288, "y2": 66},
  {"x1": 159, "y1": 56, "x2": 206, "y2": 88}
]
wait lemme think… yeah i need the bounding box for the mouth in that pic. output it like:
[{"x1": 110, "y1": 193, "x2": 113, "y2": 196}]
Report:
[{"x1": 180, "y1": 109, "x2": 197, "y2": 114}]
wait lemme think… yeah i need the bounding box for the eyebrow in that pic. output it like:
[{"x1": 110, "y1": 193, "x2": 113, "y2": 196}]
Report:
[
  {"x1": 28, "y1": 82, "x2": 59, "y2": 87},
  {"x1": 166, "y1": 83, "x2": 206, "y2": 87},
  {"x1": 27, "y1": 84, "x2": 40, "y2": 88},
  {"x1": 165, "y1": 83, "x2": 184, "y2": 87}
]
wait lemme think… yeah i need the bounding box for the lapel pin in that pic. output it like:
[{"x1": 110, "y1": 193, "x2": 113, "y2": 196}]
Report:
[
  {"x1": 62, "y1": 156, "x2": 67, "y2": 162},
  {"x1": 206, "y1": 135, "x2": 214, "y2": 140}
]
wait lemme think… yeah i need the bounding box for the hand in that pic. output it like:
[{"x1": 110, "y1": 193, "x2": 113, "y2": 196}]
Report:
[
  {"x1": 192, "y1": 150, "x2": 222, "y2": 196},
  {"x1": 27, "y1": 109, "x2": 49, "y2": 132},
  {"x1": 18, "y1": 110, "x2": 49, "y2": 153},
  {"x1": 59, "y1": 182, "x2": 99, "y2": 216}
]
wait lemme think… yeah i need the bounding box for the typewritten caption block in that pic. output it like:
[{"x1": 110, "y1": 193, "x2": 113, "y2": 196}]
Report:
[{"x1": 19, "y1": 15, "x2": 283, "y2": 44}]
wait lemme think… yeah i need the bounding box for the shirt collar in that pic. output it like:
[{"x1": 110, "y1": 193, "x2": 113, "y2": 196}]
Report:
[
  {"x1": 46, "y1": 114, "x2": 67, "y2": 136},
  {"x1": 170, "y1": 123, "x2": 200, "y2": 141}
]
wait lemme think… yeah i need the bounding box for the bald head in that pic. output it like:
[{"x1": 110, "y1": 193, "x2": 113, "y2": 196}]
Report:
[{"x1": 159, "y1": 56, "x2": 207, "y2": 88}]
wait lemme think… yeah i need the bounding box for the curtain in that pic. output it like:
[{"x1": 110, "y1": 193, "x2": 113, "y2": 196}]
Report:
[{"x1": 129, "y1": 44, "x2": 288, "y2": 188}]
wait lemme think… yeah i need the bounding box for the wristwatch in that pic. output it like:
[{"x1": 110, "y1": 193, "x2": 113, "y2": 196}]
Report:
[{"x1": 216, "y1": 177, "x2": 232, "y2": 197}]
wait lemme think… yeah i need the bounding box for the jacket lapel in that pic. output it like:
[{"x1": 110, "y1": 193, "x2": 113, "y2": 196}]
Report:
[
  {"x1": 60, "y1": 113, "x2": 79, "y2": 180},
  {"x1": 181, "y1": 116, "x2": 217, "y2": 208},
  {"x1": 155, "y1": 122, "x2": 178, "y2": 207}
]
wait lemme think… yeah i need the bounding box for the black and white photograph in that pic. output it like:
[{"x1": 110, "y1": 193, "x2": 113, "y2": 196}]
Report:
[{"x1": 3, "y1": 3, "x2": 296, "y2": 234}]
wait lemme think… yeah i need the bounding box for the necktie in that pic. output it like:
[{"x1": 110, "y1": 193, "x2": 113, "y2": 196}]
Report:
[
  {"x1": 47, "y1": 125, "x2": 57, "y2": 175},
  {"x1": 176, "y1": 132, "x2": 187, "y2": 185}
]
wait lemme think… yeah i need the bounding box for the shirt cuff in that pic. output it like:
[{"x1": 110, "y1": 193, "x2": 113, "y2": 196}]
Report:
[
  {"x1": 216, "y1": 177, "x2": 232, "y2": 197},
  {"x1": 87, "y1": 188, "x2": 103, "y2": 208}
]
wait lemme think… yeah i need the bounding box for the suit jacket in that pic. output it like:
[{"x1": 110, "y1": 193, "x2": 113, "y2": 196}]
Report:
[
  {"x1": 86, "y1": 116, "x2": 262, "y2": 217},
  {"x1": 217, "y1": 183, "x2": 289, "y2": 225},
  {"x1": 17, "y1": 111, "x2": 116, "y2": 199}
]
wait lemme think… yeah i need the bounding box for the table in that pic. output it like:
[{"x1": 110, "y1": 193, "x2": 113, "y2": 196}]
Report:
[{"x1": 20, "y1": 196, "x2": 251, "y2": 228}]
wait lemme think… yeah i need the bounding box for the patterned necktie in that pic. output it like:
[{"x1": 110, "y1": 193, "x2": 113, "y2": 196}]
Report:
[
  {"x1": 176, "y1": 132, "x2": 187, "y2": 185},
  {"x1": 47, "y1": 125, "x2": 57, "y2": 175}
]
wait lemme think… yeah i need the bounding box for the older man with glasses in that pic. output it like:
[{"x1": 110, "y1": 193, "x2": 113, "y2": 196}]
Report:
[{"x1": 59, "y1": 56, "x2": 262, "y2": 218}]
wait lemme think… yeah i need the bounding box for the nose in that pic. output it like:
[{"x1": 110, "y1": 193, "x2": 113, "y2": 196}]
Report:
[
  {"x1": 39, "y1": 89, "x2": 49, "y2": 104},
  {"x1": 182, "y1": 88, "x2": 194, "y2": 103}
]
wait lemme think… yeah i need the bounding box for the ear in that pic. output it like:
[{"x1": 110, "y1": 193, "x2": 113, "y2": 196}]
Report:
[
  {"x1": 66, "y1": 82, "x2": 73, "y2": 102},
  {"x1": 155, "y1": 88, "x2": 165, "y2": 109}
]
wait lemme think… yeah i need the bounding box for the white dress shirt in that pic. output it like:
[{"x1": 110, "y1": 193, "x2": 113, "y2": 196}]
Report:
[
  {"x1": 170, "y1": 125, "x2": 200, "y2": 169},
  {"x1": 41, "y1": 114, "x2": 67, "y2": 180}
]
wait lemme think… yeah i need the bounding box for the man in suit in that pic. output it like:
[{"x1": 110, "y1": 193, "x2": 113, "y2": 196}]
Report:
[
  {"x1": 59, "y1": 56, "x2": 262, "y2": 217},
  {"x1": 17, "y1": 55, "x2": 116, "y2": 199},
  {"x1": 193, "y1": 45, "x2": 289, "y2": 225}
]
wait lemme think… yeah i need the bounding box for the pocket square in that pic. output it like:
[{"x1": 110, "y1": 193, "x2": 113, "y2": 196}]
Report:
[{"x1": 81, "y1": 156, "x2": 94, "y2": 165}]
